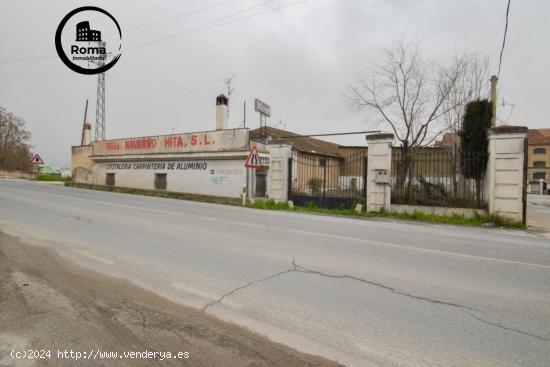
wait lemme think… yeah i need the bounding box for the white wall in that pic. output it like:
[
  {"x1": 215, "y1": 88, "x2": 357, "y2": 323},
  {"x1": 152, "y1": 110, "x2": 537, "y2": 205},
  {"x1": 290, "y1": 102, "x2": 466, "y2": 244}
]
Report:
[{"x1": 94, "y1": 159, "x2": 246, "y2": 198}]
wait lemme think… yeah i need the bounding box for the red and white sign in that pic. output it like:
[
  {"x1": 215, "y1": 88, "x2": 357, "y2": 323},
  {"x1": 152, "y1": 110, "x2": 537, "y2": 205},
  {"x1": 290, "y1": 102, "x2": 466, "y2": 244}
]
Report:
[
  {"x1": 92, "y1": 129, "x2": 249, "y2": 156},
  {"x1": 30, "y1": 154, "x2": 44, "y2": 165},
  {"x1": 245, "y1": 145, "x2": 261, "y2": 168}
]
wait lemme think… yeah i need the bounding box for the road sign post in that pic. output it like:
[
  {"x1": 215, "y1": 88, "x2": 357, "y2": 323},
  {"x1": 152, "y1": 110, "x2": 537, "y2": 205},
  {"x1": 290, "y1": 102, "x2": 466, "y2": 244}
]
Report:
[{"x1": 254, "y1": 99, "x2": 271, "y2": 143}]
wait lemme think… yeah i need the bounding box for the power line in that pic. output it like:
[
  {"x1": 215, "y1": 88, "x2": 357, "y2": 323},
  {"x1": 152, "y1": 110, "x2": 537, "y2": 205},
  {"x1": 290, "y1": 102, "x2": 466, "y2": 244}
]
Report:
[
  {"x1": 497, "y1": 0, "x2": 511, "y2": 78},
  {"x1": 127, "y1": 0, "x2": 282, "y2": 50},
  {"x1": 128, "y1": 0, "x2": 242, "y2": 31},
  {"x1": 1, "y1": 0, "x2": 265, "y2": 62},
  {"x1": 126, "y1": 0, "x2": 309, "y2": 51},
  {"x1": 276, "y1": 130, "x2": 381, "y2": 139},
  {"x1": 0, "y1": 0, "x2": 309, "y2": 64}
]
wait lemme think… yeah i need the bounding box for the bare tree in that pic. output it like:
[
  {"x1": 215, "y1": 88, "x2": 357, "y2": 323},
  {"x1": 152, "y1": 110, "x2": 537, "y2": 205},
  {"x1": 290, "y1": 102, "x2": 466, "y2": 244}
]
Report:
[
  {"x1": 348, "y1": 40, "x2": 468, "y2": 151},
  {"x1": 347, "y1": 41, "x2": 490, "y2": 199},
  {"x1": 0, "y1": 106, "x2": 33, "y2": 171},
  {"x1": 442, "y1": 53, "x2": 490, "y2": 135}
]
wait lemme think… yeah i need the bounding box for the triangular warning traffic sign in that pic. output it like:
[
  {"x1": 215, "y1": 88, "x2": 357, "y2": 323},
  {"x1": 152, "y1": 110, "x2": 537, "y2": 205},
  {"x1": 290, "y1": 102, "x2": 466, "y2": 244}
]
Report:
[
  {"x1": 30, "y1": 154, "x2": 44, "y2": 165},
  {"x1": 245, "y1": 145, "x2": 261, "y2": 168}
]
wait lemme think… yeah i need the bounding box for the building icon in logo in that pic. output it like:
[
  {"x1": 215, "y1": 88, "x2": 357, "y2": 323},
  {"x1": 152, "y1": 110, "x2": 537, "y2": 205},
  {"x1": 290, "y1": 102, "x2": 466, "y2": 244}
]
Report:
[{"x1": 76, "y1": 21, "x2": 101, "y2": 42}]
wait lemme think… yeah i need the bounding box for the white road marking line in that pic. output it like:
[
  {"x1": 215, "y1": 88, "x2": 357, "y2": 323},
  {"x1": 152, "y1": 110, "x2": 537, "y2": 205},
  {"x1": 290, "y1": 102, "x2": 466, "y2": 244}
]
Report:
[
  {"x1": 289, "y1": 229, "x2": 550, "y2": 271},
  {"x1": 5, "y1": 187, "x2": 550, "y2": 270},
  {"x1": 172, "y1": 283, "x2": 229, "y2": 304},
  {"x1": 72, "y1": 249, "x2": 114, "y2": 265}
]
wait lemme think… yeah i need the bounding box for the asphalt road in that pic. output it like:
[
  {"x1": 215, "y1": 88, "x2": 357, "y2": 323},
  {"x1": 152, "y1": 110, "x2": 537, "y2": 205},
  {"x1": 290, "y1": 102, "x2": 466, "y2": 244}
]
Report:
[{"x1": 1, "y1": 178, "x2": 549, "y2": 367}]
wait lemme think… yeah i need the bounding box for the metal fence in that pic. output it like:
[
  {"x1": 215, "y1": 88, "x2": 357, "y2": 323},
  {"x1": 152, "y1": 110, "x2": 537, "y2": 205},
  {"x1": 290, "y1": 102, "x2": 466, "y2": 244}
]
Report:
[
  {"x1": 255, "y1": 168, "x2": 268, "y2": 197},
  {"x1": 288, "y1": 151, "x2": 368, "y2": 209},
  {"x1": 391, "y1": 148, "x2": 487, "y2": 209},
  {"x1": 526, "y1": 167, "x2": 549, "y2": 194}
]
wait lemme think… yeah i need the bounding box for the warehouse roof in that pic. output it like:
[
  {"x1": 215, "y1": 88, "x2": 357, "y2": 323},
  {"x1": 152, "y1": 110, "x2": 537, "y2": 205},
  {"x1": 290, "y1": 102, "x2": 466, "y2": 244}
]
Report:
[{"x1": 250, "y1": 126, "x2": 343, "y2": 158}]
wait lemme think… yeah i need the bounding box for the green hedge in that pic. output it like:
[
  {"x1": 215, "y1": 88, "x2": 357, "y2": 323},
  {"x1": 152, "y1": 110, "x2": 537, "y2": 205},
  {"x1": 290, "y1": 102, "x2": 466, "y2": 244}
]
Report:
[{"x1": 36, "y1": 175, "x2": 71, "y2": 182}]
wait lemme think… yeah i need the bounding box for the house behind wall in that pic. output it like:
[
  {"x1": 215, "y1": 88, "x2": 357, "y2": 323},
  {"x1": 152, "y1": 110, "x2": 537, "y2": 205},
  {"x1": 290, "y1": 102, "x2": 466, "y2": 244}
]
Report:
[
  {"x1": 527, "y1": 129, "x2": 550, "y2": 193},
  {"x1": 250, "y1": 126, "x2": 362, "y2": 193}
]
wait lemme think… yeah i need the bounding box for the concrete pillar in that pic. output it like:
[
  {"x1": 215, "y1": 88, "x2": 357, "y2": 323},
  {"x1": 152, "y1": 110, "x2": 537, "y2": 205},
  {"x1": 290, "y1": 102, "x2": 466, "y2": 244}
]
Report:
[
  {"x1": 267, "y1": 143, "x2": 292, "y2": 202},
  {"x1": 486, "y1": 126, "x2": 528, "y2": 222},
  {"x1": 366, "y1": 133, "x2": 394, "y2": 212}
]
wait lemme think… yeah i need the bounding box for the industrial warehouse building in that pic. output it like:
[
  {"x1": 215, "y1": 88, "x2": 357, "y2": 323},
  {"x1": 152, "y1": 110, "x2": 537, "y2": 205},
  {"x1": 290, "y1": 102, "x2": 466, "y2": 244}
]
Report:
[
  {"x1": 71, "y1": 97, "x2": 373, "y2": 202},
  {"x1": 72, "y1": 95, "x2": 269, "y2": 199},
  {"x1": 70, "y1": 94, "x2": 533, "y2": 223}
]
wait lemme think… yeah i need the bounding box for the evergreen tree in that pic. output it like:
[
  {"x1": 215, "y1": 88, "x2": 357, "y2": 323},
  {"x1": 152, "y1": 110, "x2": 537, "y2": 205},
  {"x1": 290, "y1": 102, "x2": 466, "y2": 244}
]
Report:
[{"x1": 459, "y1": 99, "x2": 492, "y2": 205}]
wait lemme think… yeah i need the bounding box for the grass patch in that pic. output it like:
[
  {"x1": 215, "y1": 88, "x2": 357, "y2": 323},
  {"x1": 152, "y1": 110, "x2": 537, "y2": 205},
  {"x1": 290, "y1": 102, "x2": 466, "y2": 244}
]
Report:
[
  {"x1": 64, "y1": 183, "x2": 524, "y2": 229},
  {"x1": 250, "y1": 200, "x2": 358, "y2": 216},
  {"x1": 249, "y1": 200, "x2": 524, "y2": 229},
  {"x1": 375, "y1": 209, "x2": 524, "y2": 228},
  {"x1": 36, "y1": 175, "x2": 71, "y2": 182}
]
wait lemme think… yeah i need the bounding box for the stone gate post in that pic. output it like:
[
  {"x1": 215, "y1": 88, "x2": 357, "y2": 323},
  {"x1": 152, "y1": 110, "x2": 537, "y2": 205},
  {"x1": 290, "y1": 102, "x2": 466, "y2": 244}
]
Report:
[
  {"x1": 485, "y1": 126, "x2": 528, "y2": 222},
  {"x1": 267, "y1": 143, "x2": 293, "y2": 203},
  {"x1": 366, "y1": 133, "x2": 394, "y2": 212}
]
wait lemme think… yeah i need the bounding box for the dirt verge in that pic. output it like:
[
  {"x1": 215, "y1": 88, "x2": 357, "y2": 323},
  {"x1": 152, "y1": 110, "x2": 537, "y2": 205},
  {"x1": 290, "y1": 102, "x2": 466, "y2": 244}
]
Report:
[{"x1": 0, "y1": 231, "x2": 342, "y2": 367}]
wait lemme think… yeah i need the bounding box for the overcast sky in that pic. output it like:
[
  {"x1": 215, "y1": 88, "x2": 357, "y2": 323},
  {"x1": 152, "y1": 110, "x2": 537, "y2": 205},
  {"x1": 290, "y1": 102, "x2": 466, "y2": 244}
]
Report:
[{"x1": 1, "y1": 0, "x2": 547, "y2": 167}]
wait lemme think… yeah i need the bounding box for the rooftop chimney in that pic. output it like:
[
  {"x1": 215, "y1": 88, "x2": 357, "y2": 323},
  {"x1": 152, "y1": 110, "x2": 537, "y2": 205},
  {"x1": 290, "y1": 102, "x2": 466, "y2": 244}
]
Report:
[
  {"x1": 82, "y1": 123, "x2": 92, "y2": 145},
  {"x1": 216, "y1": 94, "x2": 228, "y2": 130}
]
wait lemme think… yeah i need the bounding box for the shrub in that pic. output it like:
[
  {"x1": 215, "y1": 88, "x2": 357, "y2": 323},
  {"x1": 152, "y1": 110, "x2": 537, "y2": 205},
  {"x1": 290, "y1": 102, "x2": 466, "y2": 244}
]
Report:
[{"x1": 307, "y1": 177, "x2": 323, "y2": 195}]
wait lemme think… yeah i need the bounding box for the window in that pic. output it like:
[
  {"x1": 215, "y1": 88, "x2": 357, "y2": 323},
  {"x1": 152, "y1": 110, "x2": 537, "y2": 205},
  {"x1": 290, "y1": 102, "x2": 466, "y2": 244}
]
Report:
[
  {"x1": 154, "y1": 173, "x2": 167, "y2": 190},
  {"x1": 533, "y1": 161, "x2": 546, "y2": 168},
  {"x1": 534, "y1": 147, "x2": 546, "y2": 154},
  {"x1": 533, "y1": 172, "x2": 546, "y2": 180},
  {"x1": 105, "y1": 173, "x2": 115, "y2": 186}
]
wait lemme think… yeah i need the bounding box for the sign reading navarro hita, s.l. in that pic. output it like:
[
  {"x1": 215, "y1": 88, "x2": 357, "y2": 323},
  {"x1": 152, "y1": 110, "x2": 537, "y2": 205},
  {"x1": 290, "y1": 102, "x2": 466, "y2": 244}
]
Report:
[{"x1": 92, "y1": 129, "x2": 249, "y2": 156}]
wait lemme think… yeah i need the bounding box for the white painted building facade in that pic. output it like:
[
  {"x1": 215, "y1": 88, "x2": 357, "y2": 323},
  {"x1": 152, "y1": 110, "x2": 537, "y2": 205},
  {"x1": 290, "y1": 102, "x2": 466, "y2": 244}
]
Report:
[{"x1": 72, "y1": 95, "x2": 268, "y2": 199}]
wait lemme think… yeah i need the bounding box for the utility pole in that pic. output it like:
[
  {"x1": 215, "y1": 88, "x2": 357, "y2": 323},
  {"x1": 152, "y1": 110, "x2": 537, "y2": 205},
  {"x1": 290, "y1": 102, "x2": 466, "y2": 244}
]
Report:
[
  {"x1": 490, "y1": 75, "x2": 498, "y2": 127},
  {"x1": 94, "y1": 41, "x2": 106, "y2": 141},
  {"x1": 81, "y1": 99, "x2": 89, "y2": 146}
]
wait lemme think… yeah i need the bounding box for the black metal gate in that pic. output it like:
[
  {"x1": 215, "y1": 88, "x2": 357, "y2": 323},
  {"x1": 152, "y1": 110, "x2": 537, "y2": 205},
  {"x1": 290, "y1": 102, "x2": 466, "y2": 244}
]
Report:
[
  {"x1": 288, "y1": 151, "x2": 368, "y2": 209},
  {"x1": 255, "y1": 169, "x2": 267, "y2": 197},
  {"x1": 391, "y1": 147, "x2": 487, "y2": 209}
]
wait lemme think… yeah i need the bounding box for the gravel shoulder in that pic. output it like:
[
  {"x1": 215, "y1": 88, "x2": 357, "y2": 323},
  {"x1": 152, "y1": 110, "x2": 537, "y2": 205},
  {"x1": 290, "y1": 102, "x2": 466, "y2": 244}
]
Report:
[{"x1": 0, "y1": 231, "x2": 342, "y2": 367}]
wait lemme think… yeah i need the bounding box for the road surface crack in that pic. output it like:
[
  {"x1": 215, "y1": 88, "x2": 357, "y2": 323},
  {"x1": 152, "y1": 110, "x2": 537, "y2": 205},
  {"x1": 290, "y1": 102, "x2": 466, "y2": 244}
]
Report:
[
  {"x1": 463, "y1": 310, "x2": 549, "y2": 341},
  {"x1": 201, "y1": 268, "x2": 296, "y2": 311},
  {"x1": 203, "y1": 259, "x2": 549, "y2": 341},
  {"x1": 61, "y1": 215, "x2": 93, "y2": 228},
  {"x1": 203, "y1": 260, "x2": 479, "y2": 313},
  {"x1": 292, "y1": 261, "x2": 479, "y2": 312}
]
